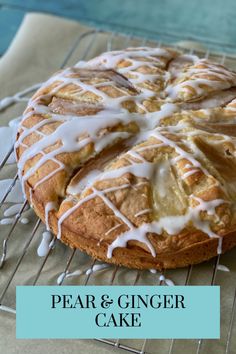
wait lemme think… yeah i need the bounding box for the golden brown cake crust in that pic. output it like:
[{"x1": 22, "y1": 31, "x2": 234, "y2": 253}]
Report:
[
  {"x1": 26, "y1": 182, "x2": 236, "y2": 270},
  {"x1": 16, "y1": 47, "x2": 236, "y2": 270}
]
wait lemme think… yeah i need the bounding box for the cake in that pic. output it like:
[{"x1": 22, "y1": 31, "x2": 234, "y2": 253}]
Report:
[{"x1": 15, "y1": 46, "x2": 236, "y2": 270}]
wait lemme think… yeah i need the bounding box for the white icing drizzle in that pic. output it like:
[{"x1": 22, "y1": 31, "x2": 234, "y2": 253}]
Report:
[
  {"x1": 67, "y1": 169, "x2": 102, "y2": 195},
  {"x1": 181, "y1": 169, "x2": 199, "y2": 180},
  {"x1": 15, "y1": 46, "x2": 235, "y2": 262},
  {"x1": 0, "y1": 83, "x2": 42, "y2": 111},
  {"x1": 65, "y1": 269, "x2": 83, "y2": 279},
  {"x1": 159, "y1": 274, "x2": 165, "y2": 282},
  {"x1": 166, "y1": 58, "x2": 236, "y2": 100},
  {"x1": 164, "y1": 278, "x2": 175, "y2": 286},
  {"x1": 56, "y1": 272, "x2": 67, "y2": 285},
  {"x1": 149, "y1": 268, "x2": 157, "y2": 274},
  {"x1": 105, "y1": 223, "x2": 122, "y2": 235},
  {"x1": 54, "y1": 120, "x2": 225, "y2": 259},
  {"x1": 16, "y1": 59, "x2": 176, "y2": 201},
  {"x1": 192, "y1": 196, "x2": 227, "y2": 216},
  {"x1": 37, "y1": 231, "x2": 53, "y2": 257},
  {"x1": 85, "y1": 263, "x2": 110, "y2": 275},
  {"x1": 217, "y1": 264, "x2": 230, "y2": 272},
  {"x1": 87, "y1": 47, "x2": 173, "y2": 73},
  {"x1": 134, "y1": 209, "x2": 152, "y2": 217},
  {"x1": 0, "y1": 305, "x2": 16, "y2": 314},
  {"x1": 0, "y1": 217, "x2": 14, "y2": 225},
  {"x1": 159, "y1": 274, "x2": 175, "y2": 286},
  {"x1": 56, "y1": 262, "x2": 110, "y2": 284},
  {"x1": 4, "y1": 204, "x2": 23, "y2": 217},
  {"x1": 150, "y1": 128, "x2": 210, "y2": 177},
  {"x1": 20, "y1": 217, "x2": 29, "y2": 224},
  {"x1": 107, "y1": 195, "x2": 225, "y2": 258}
]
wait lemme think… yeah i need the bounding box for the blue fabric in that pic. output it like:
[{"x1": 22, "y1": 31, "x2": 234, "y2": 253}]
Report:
[{"x1": 0, "y1": 0, "x2": 235, "y2": 54}]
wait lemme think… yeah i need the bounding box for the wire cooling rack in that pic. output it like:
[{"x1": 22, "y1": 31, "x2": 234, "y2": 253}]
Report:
[{"x1": 0, "y1": 28, "x2": 236, "y2": 354}]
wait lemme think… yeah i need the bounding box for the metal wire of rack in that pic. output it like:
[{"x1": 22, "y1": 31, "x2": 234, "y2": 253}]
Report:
[{"x1": 0, "y1": 28, "x2": 235, "y2": 354}]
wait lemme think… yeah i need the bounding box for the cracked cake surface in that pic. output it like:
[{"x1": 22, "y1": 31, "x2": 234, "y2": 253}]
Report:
[{"x1": 15, "y1": 46, "x2": 236, "y2": 269}]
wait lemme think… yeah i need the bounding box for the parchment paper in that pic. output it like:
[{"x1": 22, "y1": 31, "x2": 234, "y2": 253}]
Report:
[{"x1": 0, "y1": 13, "x2": 235, "y2": 354}]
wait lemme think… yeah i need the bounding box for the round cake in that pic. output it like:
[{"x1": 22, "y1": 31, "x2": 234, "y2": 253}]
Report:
[{"x1": 15, "y1": 46, "x2": 236, "y2": 270}]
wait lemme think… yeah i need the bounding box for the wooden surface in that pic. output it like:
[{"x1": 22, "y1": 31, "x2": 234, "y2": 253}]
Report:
[{"x1": 0, "y1": 0, "x2": 236, "y2": 55}]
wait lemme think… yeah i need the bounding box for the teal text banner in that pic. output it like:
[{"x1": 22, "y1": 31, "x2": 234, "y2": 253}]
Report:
[{"x1": 16, "y1": 286, "x2": 220, "y2": 339}]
